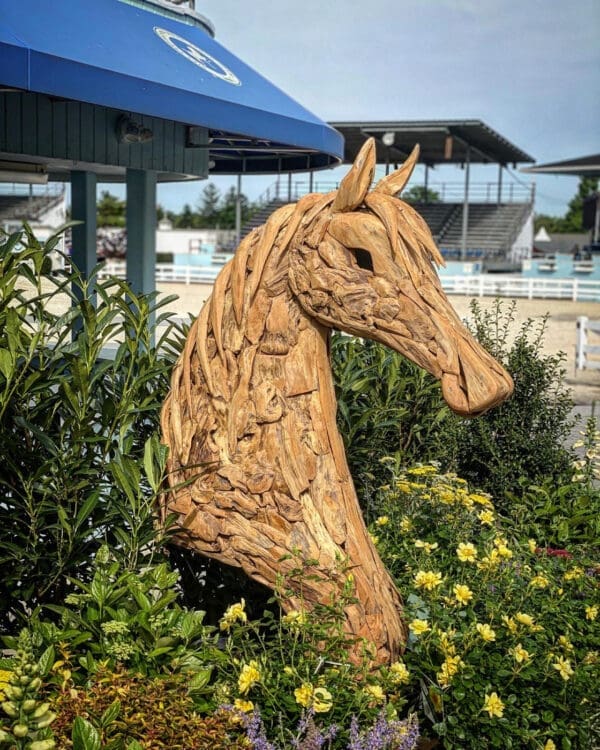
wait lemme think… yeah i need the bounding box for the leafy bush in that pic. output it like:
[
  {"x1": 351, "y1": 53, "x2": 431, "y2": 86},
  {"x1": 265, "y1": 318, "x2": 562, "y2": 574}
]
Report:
[
  {"x1": 332, "y1": 334, "x2": 457, "y2": 512},
  {"x1": 0, "y1": 225, "x2": 185, "y2": 630},
  {"x1": 454, "y1": 300, "x2": 576, "y2": 505},
  {"x1": 370, "y1": 464, "x2": 599, "y2": 749}
]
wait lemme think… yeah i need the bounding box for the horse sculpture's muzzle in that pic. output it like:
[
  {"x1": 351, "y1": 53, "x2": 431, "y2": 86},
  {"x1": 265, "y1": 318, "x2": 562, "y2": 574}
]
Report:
[{"x1": 440, "y1": 337, "x2": 514, "y2": 417}]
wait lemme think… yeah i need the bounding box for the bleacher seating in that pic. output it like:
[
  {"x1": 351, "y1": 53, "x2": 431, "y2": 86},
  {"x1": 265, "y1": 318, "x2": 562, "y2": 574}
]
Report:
[
  {"x1": 238, "y1": 196, "x2": 531, "y2": 261},
  {"x1": 0, "y1": 193, "x2": 62, "y2": 223}
]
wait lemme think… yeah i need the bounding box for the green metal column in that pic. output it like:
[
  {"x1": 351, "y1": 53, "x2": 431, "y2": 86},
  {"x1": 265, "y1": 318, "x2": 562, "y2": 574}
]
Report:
[
  {"x1": 126, "y1": 169, "x2": 157, "y2": 297},
  {"x1": 70, "y1": 170, "x2": 97, "y2": 283}
]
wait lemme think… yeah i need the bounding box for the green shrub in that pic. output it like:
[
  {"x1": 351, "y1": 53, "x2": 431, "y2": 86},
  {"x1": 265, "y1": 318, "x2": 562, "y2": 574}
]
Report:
[
  {"x1": 370, "y1": 464, "x2": 599, "y2": 749},
  {"x1": 331, "y1": 334, "x2": 457, "y2": 513},
  {"x1": 0, "y1": 225, "x2": 186, "y2": 631},
  {"x1": 454, "y1": 300, "x2": 576, "y2": 505}
]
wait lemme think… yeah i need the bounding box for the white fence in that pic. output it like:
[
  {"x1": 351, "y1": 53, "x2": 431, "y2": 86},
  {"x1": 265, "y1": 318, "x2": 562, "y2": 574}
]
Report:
[
  {"x1": 576, "y1": 317, "x2": 600, "y2": 371},
  {"x1": 98, "y1": 262, "x2": 600, "y2": 303},
  {"x1": 441, "y1": 275, "x2": 600, "y2": 302}
]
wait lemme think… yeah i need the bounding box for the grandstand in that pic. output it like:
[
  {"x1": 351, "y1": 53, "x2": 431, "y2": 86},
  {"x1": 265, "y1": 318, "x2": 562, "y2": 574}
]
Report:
[{"x1": 236, "y1": 121, "x2": 535, "y2": 265}]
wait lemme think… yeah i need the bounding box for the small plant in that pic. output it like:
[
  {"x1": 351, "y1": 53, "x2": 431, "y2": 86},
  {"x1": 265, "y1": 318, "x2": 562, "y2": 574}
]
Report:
[
  {"x1": 26, "y1": 545, "x2": 219, "y2": 683},
  {"x1": 0, "y1": 631, "x2": 56, "y2": 750}
]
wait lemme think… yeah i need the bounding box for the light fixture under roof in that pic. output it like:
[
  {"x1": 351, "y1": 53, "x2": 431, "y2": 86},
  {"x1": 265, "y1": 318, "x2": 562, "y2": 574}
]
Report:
[{"x1": 0, "y1": 160, "x2": 48, "y2": 184}]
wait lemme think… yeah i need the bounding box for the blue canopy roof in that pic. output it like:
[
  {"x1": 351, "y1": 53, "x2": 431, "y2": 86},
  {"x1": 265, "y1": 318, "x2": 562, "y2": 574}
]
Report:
[{"x1": 0, "y1": 0, "x2": 343, "y2": 174}]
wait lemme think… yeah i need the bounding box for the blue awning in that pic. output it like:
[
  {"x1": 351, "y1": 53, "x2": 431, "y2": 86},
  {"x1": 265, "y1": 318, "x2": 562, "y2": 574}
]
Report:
[{"x1": 0, "y1": 0, "x2": 343, "y2": 174}]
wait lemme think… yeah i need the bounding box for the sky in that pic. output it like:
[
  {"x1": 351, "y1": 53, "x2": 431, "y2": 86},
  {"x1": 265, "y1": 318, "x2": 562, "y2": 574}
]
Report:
[{"x1": 118, "y1": 0, "x2": 599, "y2": 217}]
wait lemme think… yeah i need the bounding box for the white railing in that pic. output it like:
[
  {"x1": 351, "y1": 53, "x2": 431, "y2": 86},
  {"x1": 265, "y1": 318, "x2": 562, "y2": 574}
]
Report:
[
  {"x1": 97, "y1": 262, "x2": 600, "y2": 303},
  {"x1": 576, "y1": 317, "x2": 600, "y2": 371},
  {"x1": 441, "y1": 275, "x2": 600, "y2": 302}
]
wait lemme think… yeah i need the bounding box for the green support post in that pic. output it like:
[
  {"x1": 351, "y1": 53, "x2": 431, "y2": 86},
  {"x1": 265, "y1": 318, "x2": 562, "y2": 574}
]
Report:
[
  {"x1": 70, "y1": 170, "x2": 97, "y2": 291},
  {"x1": 126, "y1": 168, "x2": 157, "y2": 334}
]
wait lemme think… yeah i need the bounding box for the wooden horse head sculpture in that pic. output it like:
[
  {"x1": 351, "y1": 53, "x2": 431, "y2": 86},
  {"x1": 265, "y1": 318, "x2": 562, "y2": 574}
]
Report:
[{"x1": 160, "y1": 138, "x2": 513, "y2": 662}]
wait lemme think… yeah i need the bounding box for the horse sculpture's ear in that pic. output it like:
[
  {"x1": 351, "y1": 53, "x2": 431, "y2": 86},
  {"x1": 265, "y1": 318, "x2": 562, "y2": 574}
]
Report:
[
  {"x1": 373, "y1": 143, "x2": 420, "y2": 196},
  {"x1": 332, "y1": 137, "x2": 376, "y2": 212}
]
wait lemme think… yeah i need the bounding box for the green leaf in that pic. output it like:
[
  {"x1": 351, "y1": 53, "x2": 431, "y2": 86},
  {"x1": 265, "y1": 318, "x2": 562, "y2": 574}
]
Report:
[
  {"x1": 0, "y1": 348, "x2": 14, "y2": 380},
  {"x1": 38, "y1": 645, "x2": 55, "y2": 677},
  {"x1": 100, "y1": 699, "x2": 121, "y2": 728},
  {"x1": 72, "y1": 716, "x2": 101, "y2": 750}
]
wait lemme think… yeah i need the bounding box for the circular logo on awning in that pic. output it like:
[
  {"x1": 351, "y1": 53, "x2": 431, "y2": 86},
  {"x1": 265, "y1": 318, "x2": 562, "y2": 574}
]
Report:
[{"x1": 154, "y1": 27, "x2": 241, "y2": 86}]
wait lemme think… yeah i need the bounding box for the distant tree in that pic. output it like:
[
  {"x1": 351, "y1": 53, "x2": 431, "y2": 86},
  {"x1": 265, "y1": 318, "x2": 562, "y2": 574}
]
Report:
[
  {"x1": 563, "y1": 177, "x2": 598, "y2": 232},
  {"x1": 174, "y1": 204, "x2": 198, "y2": 229},
  {"x1": 217, "y1": 187, "x2": 252, "y2": 229},
  {"x1": 534, "y1": 177, "x2": 598, "y2": 234},
  {"x1": 403, "y1": 185, "x2": 440, "y2": 204},
  {"x1": 97, "y1": 191, "x2": 125, "y2": 227},
  {"x1": 198, "y1": 183, "x2": 221, "y2": 226}
]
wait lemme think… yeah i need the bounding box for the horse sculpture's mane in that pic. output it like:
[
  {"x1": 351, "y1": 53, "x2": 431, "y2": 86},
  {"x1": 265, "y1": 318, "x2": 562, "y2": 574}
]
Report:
[{"x1": 160, "y1": 139, "x2": 513, "y2": 663}]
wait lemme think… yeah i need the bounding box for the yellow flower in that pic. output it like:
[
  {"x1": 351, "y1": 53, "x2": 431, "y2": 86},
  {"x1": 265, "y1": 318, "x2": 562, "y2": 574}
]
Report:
[
  {"x1": 220, "y1": 599, "x2": 247, "y2": 631},
  {"x1": 515, "y1": 612, "x2": 535, "y2": 627},
  {"x1": 585, "y1": 605, "x2": 598, "y2": 621},
  {"x1": 478, "y1": 510, "x2": 495, "y2": 525},
  {"x1": 408, "y1": 618, "x2": 430, "y2": 636},
  {"x1": 476, "y1": 623, "x2": 496, "y2": 642},
  {"x1": 436, "y1": 655, "x2": 464, "y2": 687},
  {"x1": 456, "y1": 543, "x2": 478, "y2": 563},
  {"x1": 0, "y1": 669, "x2": 11, "y2": 702},
  {"x1": 543, "y1": 740, "x2": 556, "y2": 750},
  {"x1": 558, "y1": 635, "x2": 574, "y2": 652},
  {"x1": 389, "y1": 661, "x2": 410, "y2": 684},
  {"x1": 453, "y1": 584, "x2": 473, "y2": 606},
  {"x1": 407, "y1": 465, "x2": 437, "y2": 476},
  {"x1": 482, "y1": 692, "x2": 505, "y2": 718},
  {"x1": 469, "y1": 493, "x2": 492, "y2": 507},
  {"x1": 552, "y1": 656, "x2": 574, "y2": 681},
  {"x1": 397, "y1": 481, "x2": 412, "y2": 494},
  {"x1": 511, "y1": 643, "x2": 531, "y2": 663},
  {"x1": 238, "y1": 660, "x2": 261, "y2": 694},
  {"x1": 233, "y1": 698, "x2": 254, "y2": 713},
  {"x1": 564, "y1": 566, "x2": 584, "y2": 581},
  {"x1": 375, "y1": 515, "x2": 389, "y2": 526},
  {"x1": 294, "y1": 683, "x2": 313, "y2": 708},
  {"x1": 478, "y1": 549, "x2": 501, "y2": 569},
  {"x1": 282, "y1": 610, "x2": 307, "y2": 629},
  {"x1": 414, "y1": 570, "x2": 443, "y2": 591},
  {"x1": 502, "y1": 615, "x2": 518, "y2": 634},
  {"x1": 414, "y1": 539, "x2": 439, "y2": 554},
  {"x1": 399, "y1": 516, "x2": 413, "y2": 532},
  {"x1": 528, "y1": 539, "x2": 537, "y2": 553},
  {"x1": 312, "y1": 687, "x2": 333, "y2": 713},
  {"x1": 438, "y1": 629, "x2": 457, "y2": 655},
  {"x1": 496, "y1": 544, "x2": 512, "y2": 559},
  {"x1": 364, "y1": 684, "x2": 386, "y2": 702},
  {"x1": 369, "y1": 532, "x2": 380, "y2": 545},
  {"x1": 437, "y1": 489, "x2": 455, "y2": 505},
  {"x1": 530, "y1": 574, "x2": 550, "y2": 588}
]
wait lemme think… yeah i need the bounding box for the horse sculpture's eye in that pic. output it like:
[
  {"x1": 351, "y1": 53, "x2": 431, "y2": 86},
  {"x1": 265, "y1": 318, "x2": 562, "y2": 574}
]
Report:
[{"x1": 353, "y1": 248, "x2": 374, "y2": 273}]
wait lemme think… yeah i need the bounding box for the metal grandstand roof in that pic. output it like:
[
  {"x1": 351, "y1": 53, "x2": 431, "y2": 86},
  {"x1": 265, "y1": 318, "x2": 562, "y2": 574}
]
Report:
[
  {"x1": 329, "y1": 120, "x2": 534, "y2": 167},
  {"x1": 522, "y1": 154, "x2": 600, "y2": 177}
]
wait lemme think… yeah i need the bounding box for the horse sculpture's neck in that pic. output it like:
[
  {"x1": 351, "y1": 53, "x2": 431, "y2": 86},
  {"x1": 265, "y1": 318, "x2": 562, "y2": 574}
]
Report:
[{"x1": 162, "y1": 212, "x2": 405, "y2": 661}]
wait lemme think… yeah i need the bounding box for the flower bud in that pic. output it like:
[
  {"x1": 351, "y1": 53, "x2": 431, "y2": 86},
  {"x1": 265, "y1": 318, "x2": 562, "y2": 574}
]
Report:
[
  {"x1": 35, "y1": 711, "x2": 56, "y2": 728},
  {"x1": 29, "y1": 741, "x2": 57, "y2": 750},
  {"x1": 28, "y1": 677, "x2": 42, "y2": 690},
  {"x1": 22, "y1": 698, "x2": 37, "y2": 713},
  {"x1": 4, "y1": 685, "x2": 23, "y2": 700},
  {"x1": 13, "y1": 723, "x2": 30, "y2": 737},
  {"x1": 2, "y1": 700, "x2": 20, "y2": 718},
  {"x1": 0, "y1": 729, "x2": 11, "y2": 742},
  {"x1": 32, "y1": 702, "x2": 50, "y2": 719},
  {"x1": 19, "y1": 674, "x2": 31, "y2": 685}
]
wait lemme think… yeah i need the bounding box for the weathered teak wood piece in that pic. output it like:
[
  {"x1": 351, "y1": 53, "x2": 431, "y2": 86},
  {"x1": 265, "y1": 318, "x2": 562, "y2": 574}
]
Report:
[{"x1": 160, "y1": 139, "x2": 514, "y2": 663}]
